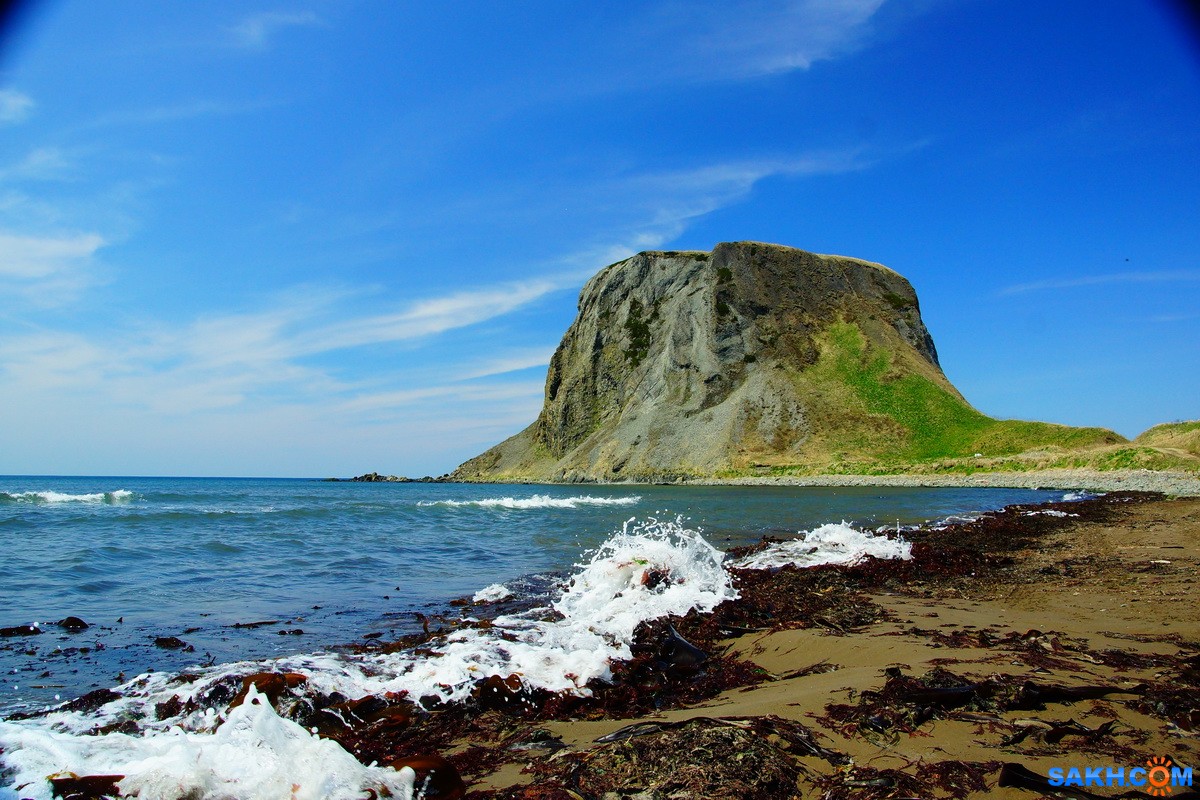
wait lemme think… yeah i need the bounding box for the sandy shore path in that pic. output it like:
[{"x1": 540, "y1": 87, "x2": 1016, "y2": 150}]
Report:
[
  {"x1": 465, "y1": 493, "x2": 1199, "y2": 798},
  {"x1": 693, "y1": 468, "x2": 1200, "y2": 497}
]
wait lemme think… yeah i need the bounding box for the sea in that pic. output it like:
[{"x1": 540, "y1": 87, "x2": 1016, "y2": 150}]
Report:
[{"x1": 0, "y1": 476, "x2": 1070, "y2": 799}]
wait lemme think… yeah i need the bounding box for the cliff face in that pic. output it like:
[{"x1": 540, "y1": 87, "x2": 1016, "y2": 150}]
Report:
[{"x1": 453, "y1": 241, "x2": 1118, "y2": 482}]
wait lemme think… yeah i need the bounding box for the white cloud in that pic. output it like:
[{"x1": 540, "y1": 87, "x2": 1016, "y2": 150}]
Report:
[
  {"x1": 457, "y1": 346, "x2": 558, "y2": 380},
  {"x1": 569, "y1": 150, "x2": 873, "y2": 263},
  {"x1": 0, "y1": 231, "x2": 107, "y2": 305},
  {"x1": 0, "y1": 89, "x2": 33, "y2": 125},
  {"x1": 296, "y1": 278, "x2": 567, "y2": 354},
  {"x1": 999, "y1": 270, "x2": 1200, "y2": 296},
  {"x1": 231, "y1": 11, "x2": 322, "y2": 49},
  {"x1": 0, "y1": 273, "x2": 565, "y2": 419},
  {"x1": 638, "y1": 0, "x2": 886, "y2": 83},
  {"x1": 1, "y1": 147, "x2": 75, "y2": 182},
  {"x1": 0, "y1": 232, "x2": 104, "y2": 280}
]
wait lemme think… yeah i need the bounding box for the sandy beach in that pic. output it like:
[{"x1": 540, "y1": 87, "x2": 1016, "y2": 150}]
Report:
[
  {"x1": 13, "y1": 491, "x2": 1196, "y2": 800},
  {"x1": 446, "y1": 491, "x2": 1199, "y2": 798}
]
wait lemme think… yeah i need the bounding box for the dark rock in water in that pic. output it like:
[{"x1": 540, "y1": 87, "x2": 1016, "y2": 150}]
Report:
[
  {"x1": 155, "y1": 694, "x2": 185, "y2": 721},
  {"x1": 277, "y1": 628, "x2": 304, "y2": 636},
  {"x1": 385, "y1": 755, "x2": 466, "y2": 800},
  {"x1": 61, "y1": 687, "x2": 121, "y2": 713},
  {"x1": 48, "y1": 773, "x2": 125, "y2": 800},
  {"x1": 349, "y1": 472, "x2": 412, "y2": 482},
  {"x1": 58, "y1": 616, "x2": 90, "y2": 631},
  {"x1": 229, "y1": 671, "x2": 308, "y2": 709},
  {"x1": 0, "y1": 623, "x2": 40, "y2": 637},
  {"x1": 228, "y1": 619, "x2": 279, "y2": 629},
  {"x1": 153, "y1": 636, "x2": 191, "y2": 650},
  {"x1": 473, "y1": 673, "x2": 540, "y2": 713},
  {"x1": 314, "y1": 693, "x2": 414, "y2": 740}
]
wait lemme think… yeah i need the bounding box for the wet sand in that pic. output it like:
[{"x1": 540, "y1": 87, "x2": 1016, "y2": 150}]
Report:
[{"x1": 458, "y1": 493, "x2": 1199, "y2": 798}]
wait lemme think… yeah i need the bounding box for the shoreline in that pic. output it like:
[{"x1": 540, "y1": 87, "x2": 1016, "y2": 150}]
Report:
[
  {"x1": 690, "y1": 468, "x2": 1200, "y2": 496},
  {"x1": 4, "y1": 491, "x2": 1197, "y2": 799},
  {"x1": 451, "y1": 491, "x2": 1200, "y2": 796},
  {"x1": 459, "y1": 490, "x2": 1200, "y2": 797},
  {"x1": 449, "y1": 468, "x2": 1200, "y2": 497}
]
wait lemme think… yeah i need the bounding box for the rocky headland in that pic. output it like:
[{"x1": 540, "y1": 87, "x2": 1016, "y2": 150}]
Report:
[{"x1": 452, "y1": 242, "x2": 1196, "y2": 484}]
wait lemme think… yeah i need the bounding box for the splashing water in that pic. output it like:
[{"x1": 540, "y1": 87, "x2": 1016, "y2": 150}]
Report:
[
  {"x1": 733, "y1": 522, "x2": 912, "y2": 570},
  {"x1": 0, "y1": 517, "x2": 734, "y2": 799},
  {"x1": 417, "y1": 494, "x2": 641, "y2": 509}
]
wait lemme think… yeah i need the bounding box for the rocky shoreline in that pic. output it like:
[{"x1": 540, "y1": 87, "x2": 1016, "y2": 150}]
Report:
[
  {"x1": 447, "y1": 468, "x2": 1200, "y2": 497},
  {"x1": 695, "y1": 468, "x2": 1200, "y2": 497},
  {"x1": 22, "y1": 491, "x2": 1197, "y2": 799}
]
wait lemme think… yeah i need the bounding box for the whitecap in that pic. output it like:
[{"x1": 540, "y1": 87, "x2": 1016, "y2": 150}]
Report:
[
  {"x1": 733, "y1": 521, "x2": 912, "y2": 570},
  {"x1": 0, "y1": 489, "x2": 133, "y2": 504},
  {"x1": 472, "y1": 583, "x2": 512, "y2": 603},
  {"x1": 0, "y1": 686, "x2": 415, "y2": 800},
  {"x1": 418, "y1": 494, "x2": 640, "y2": 509},
  {"x1": 0, "y1": 517, "x2": 734, "y2": 796}
]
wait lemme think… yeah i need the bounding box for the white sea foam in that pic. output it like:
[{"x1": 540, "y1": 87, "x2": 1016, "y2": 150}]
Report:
[
  {"x1": 0, "y1": 518, "x2": 733, "y2": 798},
  {"x1": 418, "y1": 494, "x2": 640, "y2": 509},
  {"x1": 472, "y1": 583, "x2": 512, "y2": 602},
  {"x1": 1062, "y1": 491, "x2": 1099, "y2": 502},
  {"x1": 733, "y1": 522, "x2": 912, "y2": 570},
  {"x1": 0, "y1": 686, "x2": 416, "y2": 800},
  {"x1": 1024, "y1": 509, "x2": 1077, "y2": 518},
  {"x1": 0, "y1": 489, "x2": 133, "y2": 504}
]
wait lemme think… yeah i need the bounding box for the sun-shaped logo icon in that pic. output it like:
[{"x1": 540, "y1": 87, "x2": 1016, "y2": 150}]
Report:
[{"x1": 1147, "y1": 756, "x2": 1174, "y2": 797}]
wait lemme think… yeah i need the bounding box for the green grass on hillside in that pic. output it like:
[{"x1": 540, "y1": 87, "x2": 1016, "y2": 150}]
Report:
[
  {"x1": 803, "y1": 322, "x2": 1122, "y2": 463},
  {"x1": 1135, "y1": 420, "x2": 1200, "y2": 456}
]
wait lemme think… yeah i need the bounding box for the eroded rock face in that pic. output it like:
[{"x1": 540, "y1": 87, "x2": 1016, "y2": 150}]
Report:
[{"x1": 454, "y1": 241, "x2": 947, "y2": 482}]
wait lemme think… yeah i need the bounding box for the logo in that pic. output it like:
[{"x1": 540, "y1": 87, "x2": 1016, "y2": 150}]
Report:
[{"x1": 1048, "y1": 757, "x2": 1193, "y2": 794}]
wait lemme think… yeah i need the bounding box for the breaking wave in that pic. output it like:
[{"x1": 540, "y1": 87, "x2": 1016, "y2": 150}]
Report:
[
  {"x1": 0, "y1": 517, "x2": 732, "y2": 799},
  {"x1": 0, "y1": 489, "x2": 133, "y2": 505},
  {"x1": 733, "y1": 521, "x2": 913, "y2": 570},
  {"x1": 418, "y1": 494, "x2": 640, "y2": 509}
]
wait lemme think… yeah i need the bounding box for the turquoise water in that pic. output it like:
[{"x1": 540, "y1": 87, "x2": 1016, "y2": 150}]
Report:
[{"x1": 0, "y1": 476, "x2": 1059, "y2": 713}]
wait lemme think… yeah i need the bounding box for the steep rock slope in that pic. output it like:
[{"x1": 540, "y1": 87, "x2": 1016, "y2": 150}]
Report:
[{"x1": 454, "y1": 242, "x2": 1120, "y2": 481}]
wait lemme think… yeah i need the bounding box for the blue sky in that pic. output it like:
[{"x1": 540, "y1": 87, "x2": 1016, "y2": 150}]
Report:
[{"x1": 0, "y1": 1, "x2": 1197, "y2": 477}]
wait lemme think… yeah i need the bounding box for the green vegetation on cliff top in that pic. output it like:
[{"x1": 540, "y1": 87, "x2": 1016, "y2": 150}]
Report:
[
  {"x1": 720, "y1": 321, "x2": 1200, "y2": 478},
  {"x1": 809, "y1": 321, "x2": 1120, "y2": 461}
]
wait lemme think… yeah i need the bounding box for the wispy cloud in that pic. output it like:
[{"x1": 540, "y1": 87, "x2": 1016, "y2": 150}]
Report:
[
  {"x1": 231, "y1": 11, "x2": 322, "y2": 49},
  {"x1": 0, "y1": 231, "x2": 107, "y2": 306},
  {"x1": 636, "y1": 0, "x2": 887, "y2": 83},
  {"x1": 1148, "y1": 312, "x2": 1200, "y2": 324},
  {"x1": 82, "y1": 99, "x2": 272, "y2": 131},
  {"x1": 0, "y1": 89, "x2": 33, "y2": 124},
  {"x1": 457, "y1": 346, "x2": 558, "y2": 381},
  {"x1": 567, "y1": 149, "x2": 875, "y2": 264},
  {"x1": 999, "y1": 270, "x2": 1200, "y2": 296},
  {"x1": 291, "y1": 278, "x2": 569, "y2": 354},
  {"x1": 0, "y1": 147, "x2": 75, "y2": 182},
  {"x1": 336, "y1": 380, "x2": 546, "y2": 416},
  {"x1": 0, "y1": 273, "x2": 567, "y2": 417}
]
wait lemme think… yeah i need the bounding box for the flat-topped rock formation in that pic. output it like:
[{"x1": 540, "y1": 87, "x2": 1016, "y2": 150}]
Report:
[{"x1": 453, "y1": 242, "x2": 1121, "y2": 482}]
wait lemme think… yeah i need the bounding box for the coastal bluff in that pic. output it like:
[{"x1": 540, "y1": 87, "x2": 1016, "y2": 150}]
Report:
[{"x1": 453, "y1": 241, "x2": 1121, "y2": 482}]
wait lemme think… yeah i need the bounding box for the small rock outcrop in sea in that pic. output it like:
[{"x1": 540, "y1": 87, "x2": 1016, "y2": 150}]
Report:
[
  {"x1": 453, "y1": 241, "x2": 1120, "y2": 482},
  {"x1": 350, "y1": 472, "x2": 411, "y2": 482}
]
